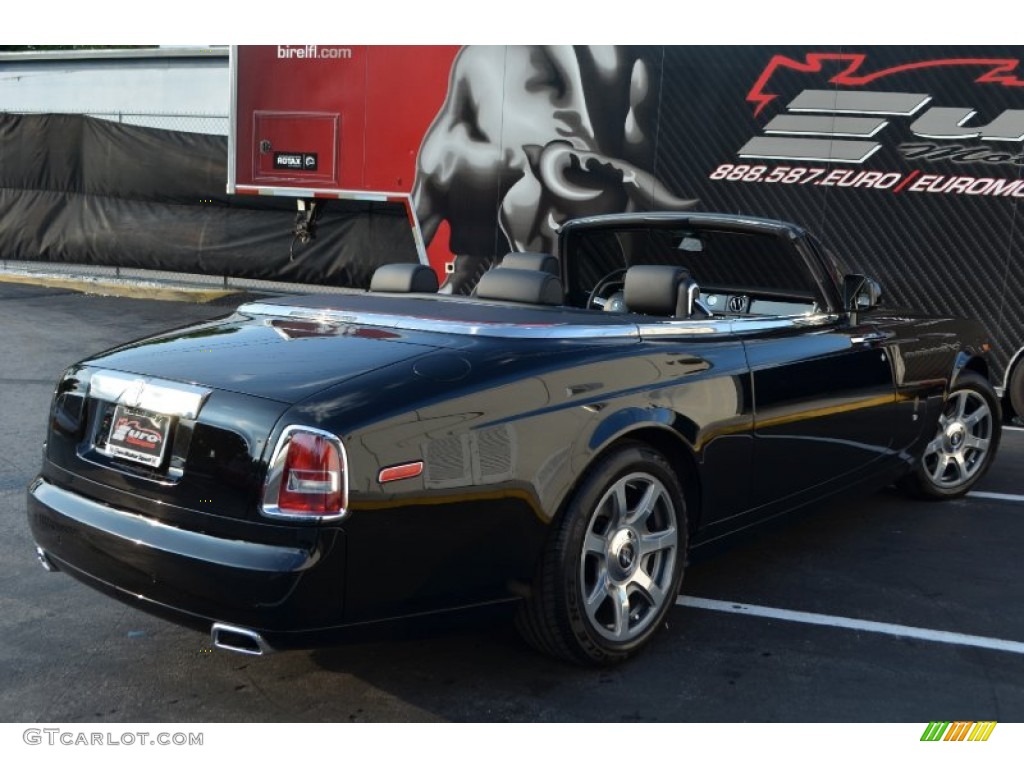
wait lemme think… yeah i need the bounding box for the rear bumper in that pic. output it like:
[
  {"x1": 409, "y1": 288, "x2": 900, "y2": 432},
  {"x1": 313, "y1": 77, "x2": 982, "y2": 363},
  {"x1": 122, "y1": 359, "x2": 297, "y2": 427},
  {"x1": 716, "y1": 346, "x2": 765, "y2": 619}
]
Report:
[{"x1": 26, "y1": 477, "x2": 345, "y2": 636}]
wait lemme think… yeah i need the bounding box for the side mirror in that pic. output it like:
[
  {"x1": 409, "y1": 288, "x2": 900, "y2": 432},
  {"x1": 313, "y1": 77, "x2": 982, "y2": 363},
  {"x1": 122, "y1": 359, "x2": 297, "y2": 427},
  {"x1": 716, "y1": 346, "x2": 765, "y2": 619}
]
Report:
[{"x1": 842, "y1": 274, "x2": 883, "y2": 312}]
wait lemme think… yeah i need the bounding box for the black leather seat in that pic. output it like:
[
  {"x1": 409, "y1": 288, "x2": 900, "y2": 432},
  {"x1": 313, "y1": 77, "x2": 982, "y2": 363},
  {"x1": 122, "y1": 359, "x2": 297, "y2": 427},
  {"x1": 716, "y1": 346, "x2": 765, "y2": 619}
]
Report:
[
  {"x1": 369, "y1": 263, "x2": 439, "y2": 293},
  {"x1": 623, "y1": 265, "x2": 701, "y2": 318},
  {"x1": 475, "y1": 268, "x2": 563, "y2": 306},
  {"x1": 499, "y1": 251, "x2": 560, "y2": 276}
]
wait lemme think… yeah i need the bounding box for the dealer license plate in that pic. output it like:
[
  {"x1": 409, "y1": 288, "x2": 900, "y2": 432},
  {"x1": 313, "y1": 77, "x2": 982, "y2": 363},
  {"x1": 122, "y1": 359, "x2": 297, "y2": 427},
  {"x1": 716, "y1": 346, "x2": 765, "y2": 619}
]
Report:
[{"x1": 105, "y1": 405, "x2": 172, "y2": 468}]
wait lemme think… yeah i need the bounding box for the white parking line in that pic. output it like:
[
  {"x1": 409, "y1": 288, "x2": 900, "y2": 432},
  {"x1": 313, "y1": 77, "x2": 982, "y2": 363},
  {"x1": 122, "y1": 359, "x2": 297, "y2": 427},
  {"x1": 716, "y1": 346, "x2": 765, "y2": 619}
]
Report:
[
  {"x1": 677, "y1": 596, "x2": 1024, "y2": 655},
  {"x1": 968, "y1": 491, "x2": 1024, "y2": 503}
]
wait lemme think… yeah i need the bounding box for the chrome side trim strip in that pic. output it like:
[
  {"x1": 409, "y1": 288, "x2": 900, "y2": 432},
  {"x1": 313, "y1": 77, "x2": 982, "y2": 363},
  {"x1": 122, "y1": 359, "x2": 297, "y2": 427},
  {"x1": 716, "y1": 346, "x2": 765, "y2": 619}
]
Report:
[
  {"x1": 89, "y1": 370, "x2": 211, "y2": 419},
  {"x1": 630, "y1": 313, "x2": 836, "y2": 338},
  {"x1": 239, "y1": 303, "x2": 837, "y2": 341},
  {"x1": 240, "y1": 302, "x2": 644, "y2": 339},
  {"x1": 726, "y1": 313, "x2": 839, "y2": 333},
  {"x1": 637, "y1": 322, "x2": 721, "y2": 337}
]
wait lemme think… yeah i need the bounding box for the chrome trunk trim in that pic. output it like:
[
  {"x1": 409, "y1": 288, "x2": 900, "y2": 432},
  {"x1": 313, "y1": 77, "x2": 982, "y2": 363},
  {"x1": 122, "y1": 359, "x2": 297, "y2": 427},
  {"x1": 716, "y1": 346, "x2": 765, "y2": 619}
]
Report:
[{"x1": 89, "y1": 370, "x2": 211, "y2": 419}]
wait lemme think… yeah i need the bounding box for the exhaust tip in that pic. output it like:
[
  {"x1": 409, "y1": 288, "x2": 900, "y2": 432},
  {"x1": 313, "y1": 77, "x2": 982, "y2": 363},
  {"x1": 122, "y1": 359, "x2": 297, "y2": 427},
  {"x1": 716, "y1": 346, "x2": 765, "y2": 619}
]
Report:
[
  {"x1": 211, "y1": 622, "x2": 273, "y2": 656},
  {"x1": 35, "y1": 547, "x2": 58, "y2": 572}
]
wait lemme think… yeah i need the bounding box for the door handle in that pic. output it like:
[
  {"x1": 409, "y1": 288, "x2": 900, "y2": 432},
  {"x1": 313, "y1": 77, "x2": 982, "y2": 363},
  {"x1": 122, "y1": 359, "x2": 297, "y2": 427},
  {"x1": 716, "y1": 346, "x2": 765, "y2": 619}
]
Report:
[{"x1": 850, "y1": 332, "x2": 887, "y2": 345}]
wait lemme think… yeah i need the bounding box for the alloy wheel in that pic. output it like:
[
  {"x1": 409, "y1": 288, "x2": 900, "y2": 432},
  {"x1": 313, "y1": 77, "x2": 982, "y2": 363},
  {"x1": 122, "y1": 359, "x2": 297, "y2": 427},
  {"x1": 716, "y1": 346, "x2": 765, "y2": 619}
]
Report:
[
  {"x1": 921, "y1": 388, "x2": 994, "y2": 489},
  {"x1": 579, "y1": 472, "x2": 679, "y2": 642}
]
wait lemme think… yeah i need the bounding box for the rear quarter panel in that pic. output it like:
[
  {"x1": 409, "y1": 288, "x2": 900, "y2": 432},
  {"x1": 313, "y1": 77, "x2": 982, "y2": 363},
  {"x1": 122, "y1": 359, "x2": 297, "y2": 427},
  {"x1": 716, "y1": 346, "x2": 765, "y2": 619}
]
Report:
[{"x1": 285, "y1": 334, "x2": 752, "y2": 622}]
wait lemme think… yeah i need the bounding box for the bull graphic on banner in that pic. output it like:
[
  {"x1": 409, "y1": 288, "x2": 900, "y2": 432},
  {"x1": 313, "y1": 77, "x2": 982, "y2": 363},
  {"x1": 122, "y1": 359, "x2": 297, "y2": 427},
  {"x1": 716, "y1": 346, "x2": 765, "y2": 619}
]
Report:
[{"x1": 410, "y1": 46, "x2": 696, "y2": 290}]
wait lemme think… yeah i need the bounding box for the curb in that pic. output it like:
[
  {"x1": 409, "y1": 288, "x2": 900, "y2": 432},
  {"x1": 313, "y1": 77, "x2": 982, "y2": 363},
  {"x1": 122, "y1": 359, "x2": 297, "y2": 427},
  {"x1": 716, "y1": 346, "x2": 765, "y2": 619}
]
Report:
[{"x1": 0, "y1": 271, "x2": 239, "y2": 304}]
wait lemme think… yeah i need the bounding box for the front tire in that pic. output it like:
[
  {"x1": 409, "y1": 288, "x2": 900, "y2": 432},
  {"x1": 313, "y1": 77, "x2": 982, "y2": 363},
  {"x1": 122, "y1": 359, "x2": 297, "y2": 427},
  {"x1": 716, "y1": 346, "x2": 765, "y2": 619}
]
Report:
[
  {"x1": 516, "y1": 443, "x2": 687, "y2": 665},
  {"x1": 900, "y1": 371, "x2": 1001, "y2": 499}
]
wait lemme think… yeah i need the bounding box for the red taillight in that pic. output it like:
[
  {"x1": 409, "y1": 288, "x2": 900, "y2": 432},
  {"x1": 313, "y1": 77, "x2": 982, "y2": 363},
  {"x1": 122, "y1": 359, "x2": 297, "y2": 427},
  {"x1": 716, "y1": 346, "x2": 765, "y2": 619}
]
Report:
[{"x1": 263, "y1": 428, "x2": 347, "y2": 520}]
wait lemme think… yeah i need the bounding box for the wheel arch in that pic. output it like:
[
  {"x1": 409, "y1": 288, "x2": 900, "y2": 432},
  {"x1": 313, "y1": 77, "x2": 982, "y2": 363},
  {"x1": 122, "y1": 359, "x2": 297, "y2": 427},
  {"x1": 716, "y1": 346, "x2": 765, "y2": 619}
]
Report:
[
  {"x1": 899, "y1": 361, "x2": 1002, "y2": 500},
  {"x1": 953, "y1": 352, "x2": 1010, "y2": 423},
  {"x1": 563, "y1": 422, "x2": 702, "y2": 538},
  {"x1": 622, "y1": 427, "x2": 702, "y2": 536},
  {"x1": 955, "y1": 353, "x2": 991, "y2": 385}
]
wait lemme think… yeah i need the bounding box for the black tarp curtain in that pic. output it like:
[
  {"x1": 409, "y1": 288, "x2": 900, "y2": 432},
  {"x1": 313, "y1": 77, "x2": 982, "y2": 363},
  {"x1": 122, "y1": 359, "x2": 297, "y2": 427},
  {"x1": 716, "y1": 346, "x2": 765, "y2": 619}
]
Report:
[{"x1": 0, "y1": 113, "x2": 418, "y2": 286}]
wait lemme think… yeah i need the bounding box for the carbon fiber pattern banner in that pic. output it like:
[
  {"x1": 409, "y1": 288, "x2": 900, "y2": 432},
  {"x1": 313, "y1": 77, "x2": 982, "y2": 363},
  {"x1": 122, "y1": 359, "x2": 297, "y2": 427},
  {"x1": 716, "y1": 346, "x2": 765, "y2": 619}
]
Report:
[{"x1": 647, "y1": 46, "x2": 1023, "y2": 381}]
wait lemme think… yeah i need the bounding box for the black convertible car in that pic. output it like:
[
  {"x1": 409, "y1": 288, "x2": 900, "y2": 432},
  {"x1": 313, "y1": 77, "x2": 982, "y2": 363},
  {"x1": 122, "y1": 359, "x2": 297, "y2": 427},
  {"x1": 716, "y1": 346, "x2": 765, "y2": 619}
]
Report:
[{"x1": 27, "y1": 212, "x2": 1002, "y2": 665}]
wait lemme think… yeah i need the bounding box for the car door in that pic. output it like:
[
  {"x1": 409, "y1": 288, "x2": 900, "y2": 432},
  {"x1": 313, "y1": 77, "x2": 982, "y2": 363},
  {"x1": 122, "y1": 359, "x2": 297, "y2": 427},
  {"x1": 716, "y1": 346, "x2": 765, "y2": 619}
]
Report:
[{"x1": 742, "y1": 314, "x2": 899, "y2": 509}]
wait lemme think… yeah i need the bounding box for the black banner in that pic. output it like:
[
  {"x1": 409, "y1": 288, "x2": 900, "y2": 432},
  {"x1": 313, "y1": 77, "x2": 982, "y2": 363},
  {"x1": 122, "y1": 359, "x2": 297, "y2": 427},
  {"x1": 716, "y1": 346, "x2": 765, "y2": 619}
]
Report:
[{"x1": 0, "y1": 113, "x2": 417, "y2": 287}]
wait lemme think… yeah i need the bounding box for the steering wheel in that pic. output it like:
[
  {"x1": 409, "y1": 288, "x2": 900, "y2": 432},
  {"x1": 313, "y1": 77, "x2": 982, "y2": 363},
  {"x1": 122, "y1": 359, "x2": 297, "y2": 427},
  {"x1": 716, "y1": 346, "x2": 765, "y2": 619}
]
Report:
[{"x1": 586, "y1": 268, "x2": 628, "y2": 310}]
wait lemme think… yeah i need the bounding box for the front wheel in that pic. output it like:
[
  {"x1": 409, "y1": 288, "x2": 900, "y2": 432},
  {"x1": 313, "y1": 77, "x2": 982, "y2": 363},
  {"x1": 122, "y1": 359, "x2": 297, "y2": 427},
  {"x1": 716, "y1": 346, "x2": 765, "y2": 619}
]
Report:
[
  {"x1": 515, "y1": 444, "x2": 687, "y2": 665},
  {"x1": 900, "y1": 371, "x2": 1001, "y2": 500}
]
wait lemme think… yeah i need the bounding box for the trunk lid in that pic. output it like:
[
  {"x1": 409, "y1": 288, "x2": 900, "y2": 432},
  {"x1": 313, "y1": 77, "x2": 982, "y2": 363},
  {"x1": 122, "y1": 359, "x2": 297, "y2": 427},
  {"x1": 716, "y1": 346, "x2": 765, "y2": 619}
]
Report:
[
  {"x1": 84, "y1": 309, "x2": 443, "y2": 403},
  {"x1": 42, "y1": 307, "x2": 443, "y2": 530}
]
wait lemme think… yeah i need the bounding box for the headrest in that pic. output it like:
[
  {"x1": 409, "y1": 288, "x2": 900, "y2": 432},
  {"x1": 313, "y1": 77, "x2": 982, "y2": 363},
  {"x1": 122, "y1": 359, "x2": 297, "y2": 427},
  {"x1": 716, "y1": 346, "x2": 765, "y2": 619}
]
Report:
[
  {"x1": 475, "y1": 268, "x2": 563, "y2": 306},
  {"x1": 624, "y1": 265, "x2": 697, "y2": 317},
  {"x1": 369, "y1": 263, "x2": 439, "y2": 293},
  {"x1": 500, "y1": 251, "x2": 560, "y2": 276}
]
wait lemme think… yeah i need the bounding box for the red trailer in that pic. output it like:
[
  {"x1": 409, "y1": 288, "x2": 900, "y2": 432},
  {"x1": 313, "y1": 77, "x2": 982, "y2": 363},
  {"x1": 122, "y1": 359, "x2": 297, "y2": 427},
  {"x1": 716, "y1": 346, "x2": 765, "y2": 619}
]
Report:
[{"x1": 228, "y1": 45, "x2": 459, "y2": 274}]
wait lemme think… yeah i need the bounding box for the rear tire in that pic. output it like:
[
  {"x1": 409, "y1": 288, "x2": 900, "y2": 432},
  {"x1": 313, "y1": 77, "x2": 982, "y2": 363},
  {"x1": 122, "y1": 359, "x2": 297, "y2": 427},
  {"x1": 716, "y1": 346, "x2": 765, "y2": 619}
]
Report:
[
  {"x1": 900, "y1": 371, "x2": 1001, "y2": 500},
  {"x1": 515, "y1": 443, "x2": 687, "y2": 665}
]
